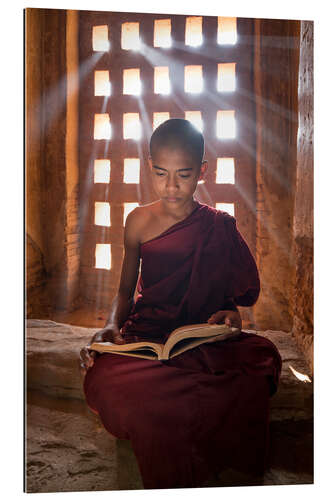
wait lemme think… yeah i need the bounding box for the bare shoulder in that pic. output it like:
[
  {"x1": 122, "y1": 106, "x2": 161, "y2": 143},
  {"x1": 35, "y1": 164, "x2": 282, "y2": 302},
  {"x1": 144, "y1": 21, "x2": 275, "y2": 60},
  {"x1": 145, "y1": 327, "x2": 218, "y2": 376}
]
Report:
[{"x1": 124, "y1": 202, "x2": 160, "y2": 245}]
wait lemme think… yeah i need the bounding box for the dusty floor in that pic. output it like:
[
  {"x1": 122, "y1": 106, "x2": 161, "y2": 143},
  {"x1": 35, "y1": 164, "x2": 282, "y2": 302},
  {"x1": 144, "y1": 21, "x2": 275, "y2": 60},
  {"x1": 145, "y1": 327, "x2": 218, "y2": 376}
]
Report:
[{"x1": 26, "y1": 389, "x2": 313, "y2": 493}]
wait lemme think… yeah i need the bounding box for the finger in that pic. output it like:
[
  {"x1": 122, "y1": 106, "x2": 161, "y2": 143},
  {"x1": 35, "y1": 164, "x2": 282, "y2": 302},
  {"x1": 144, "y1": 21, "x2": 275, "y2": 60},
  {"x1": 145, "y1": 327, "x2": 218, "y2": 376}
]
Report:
[
  {"x1": 224, "y1": 316, "x2": 232, "y2": 326},
  {"x1": 80, "y1": 347, "x2": 96, "y2": 368},
  {"x1": 208, "y1": 312, "x2": 219, "y2": 324},
  {"x1": 113, "y1": 333, "x2": 126, "y2": 345},
  {"x1": 208, "y1": 311, "x2": 227, "y2": 324}
]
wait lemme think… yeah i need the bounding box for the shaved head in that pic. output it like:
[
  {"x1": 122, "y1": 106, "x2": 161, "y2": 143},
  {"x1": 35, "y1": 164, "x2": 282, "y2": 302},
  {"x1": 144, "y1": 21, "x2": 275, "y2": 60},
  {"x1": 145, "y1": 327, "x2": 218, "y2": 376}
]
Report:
[{"x1": 150, "y1": 119, "x2": 204, "y2": 165}]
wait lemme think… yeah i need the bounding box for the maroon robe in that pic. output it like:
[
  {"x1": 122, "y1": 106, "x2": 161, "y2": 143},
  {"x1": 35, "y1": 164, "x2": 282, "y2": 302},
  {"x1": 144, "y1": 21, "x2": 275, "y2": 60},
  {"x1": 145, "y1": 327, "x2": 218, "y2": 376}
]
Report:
[{"x1": 84, "y1": 202, "x2": 282, "y2": 489}]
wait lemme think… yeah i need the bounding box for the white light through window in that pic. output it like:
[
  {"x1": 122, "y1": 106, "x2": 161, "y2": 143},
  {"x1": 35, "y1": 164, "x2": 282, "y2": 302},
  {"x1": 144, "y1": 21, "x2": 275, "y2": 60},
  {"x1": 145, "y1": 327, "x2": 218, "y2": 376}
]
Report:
[
  {"x1": 94, "y1": 114, "x2": 111, "y2": 140},
  {"x1": 123, "y1": 68, "x2": 141, "y2": 95},
  {"x1": 94, "y1": 71, "x2": 111, "y2": 96},
  {"x1": 216, "y1": 202, "x2": 235, "y2": 216},
  {"x1": 154, "y1": 19, "x2": 172, "y2": 48},
  {"x1": 95, "y1": 243, "x2": 111, "y2": 270},
  {"x1": 92, "y1": 25, "x2": 109, "y2": 51},
  {"x1": 94, "y1": 202, "x2": 111, "y2": 227},
  {"x1": 216, "y1": 158, "x2": 235, "y2": 184},
  {"x1": 94, "y1": 159, "x2": 110, "y2": 183},
  {"x1": 216, "y1": 110, "x2": 236, "y2": 139},
  {"x1": 217, "y1": 63, "x2": 236, "y2": 92},
  {"x1": 121, "y1": 22, "x2": 140, "y2": 50},
  {"x1": 123, "y1": 113, "x2": 141, "y2": 140},
  {"x1": 185, "y1": 111, "x2": 203, "y2": 132},
  {"x1": 217, "y1": 17, "x2": 237, "y2": 45},
  {"x1": 184, "y1": 66, "x2": 203, "y2": 93},
  {"x1": 185, "y1": 17, "x2": 203, "y2": 47},
  {"x1": 123, "y1": 202, "x2": 139, "y2": 225},
  {"x1": 153, "y1": 112, "x2": 170, "y2": 130},
  {"x1": 124, "y1": 158, "x2": 140, "y2": 184},
  {"x1": 154, "y1": 67, "x2": 170, "y2": 94}
]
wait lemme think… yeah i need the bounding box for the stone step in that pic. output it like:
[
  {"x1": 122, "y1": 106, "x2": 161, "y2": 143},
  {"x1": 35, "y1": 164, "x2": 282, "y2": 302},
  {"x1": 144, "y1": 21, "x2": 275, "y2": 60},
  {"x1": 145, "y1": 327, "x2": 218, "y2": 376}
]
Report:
[{"x1": 26, "y1": 319, "x2": 313, "y2": 422}]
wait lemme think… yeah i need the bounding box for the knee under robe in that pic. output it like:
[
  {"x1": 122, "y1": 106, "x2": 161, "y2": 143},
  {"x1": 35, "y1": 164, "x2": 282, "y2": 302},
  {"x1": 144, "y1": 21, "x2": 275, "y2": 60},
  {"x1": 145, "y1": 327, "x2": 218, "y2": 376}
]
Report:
[{"x1": 84, "y1": 201, "x2": 282, "y2": 489}]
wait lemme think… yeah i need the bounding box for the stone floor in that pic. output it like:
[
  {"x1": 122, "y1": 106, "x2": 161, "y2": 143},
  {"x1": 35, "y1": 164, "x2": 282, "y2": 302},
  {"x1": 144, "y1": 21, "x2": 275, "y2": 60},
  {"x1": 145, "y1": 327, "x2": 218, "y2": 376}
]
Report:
[{"x1": 25, "y1": 312, "x2": 314, "y2": 493}]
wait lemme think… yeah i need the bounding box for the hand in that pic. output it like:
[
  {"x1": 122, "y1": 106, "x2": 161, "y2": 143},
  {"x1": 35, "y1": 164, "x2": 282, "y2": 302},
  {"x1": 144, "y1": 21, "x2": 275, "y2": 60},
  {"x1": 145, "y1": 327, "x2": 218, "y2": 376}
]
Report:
[
  {"x1": 90, "y1": 325, "x2": 125, "y2": 345},
  {"x1": 207, "y1": 310, "x2": 242, "y2": 329},
  {"x1": 79, "y1": 326, "x2": 125, "y2": 376}
]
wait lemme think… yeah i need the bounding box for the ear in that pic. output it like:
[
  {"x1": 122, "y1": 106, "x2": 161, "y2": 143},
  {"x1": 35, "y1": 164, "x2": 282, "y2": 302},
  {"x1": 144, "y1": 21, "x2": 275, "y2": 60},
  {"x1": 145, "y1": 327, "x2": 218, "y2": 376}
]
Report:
[
  {"x1": 148, "y1": 156, "x2": 153, "y2": 171},
  {"x1": 198, "y1": 160, "x2": 208, "y2": 180}
]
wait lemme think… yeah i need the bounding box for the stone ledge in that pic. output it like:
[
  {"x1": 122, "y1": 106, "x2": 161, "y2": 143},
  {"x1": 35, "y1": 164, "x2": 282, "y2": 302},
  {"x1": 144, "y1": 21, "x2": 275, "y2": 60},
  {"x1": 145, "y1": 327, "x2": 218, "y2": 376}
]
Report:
[{"x1": 26, "y1": 320, "x2": 313, "y2": 422}]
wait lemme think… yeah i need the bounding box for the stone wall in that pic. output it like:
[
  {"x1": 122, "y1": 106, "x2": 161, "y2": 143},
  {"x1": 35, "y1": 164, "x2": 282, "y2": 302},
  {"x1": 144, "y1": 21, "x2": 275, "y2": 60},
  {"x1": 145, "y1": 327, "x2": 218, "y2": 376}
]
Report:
[
  {"x1": 253, "y1": 19, "x2": 300, "y2": 331},
  {"x1": 25, "y1": 9, "x2": 81, "y2": 315},
  {"x1": 25, "y1": 8, "x2": 48, "y2": 317},
  {"x1": 291, "y1": 21, "x2": 314, "y2": 374}
]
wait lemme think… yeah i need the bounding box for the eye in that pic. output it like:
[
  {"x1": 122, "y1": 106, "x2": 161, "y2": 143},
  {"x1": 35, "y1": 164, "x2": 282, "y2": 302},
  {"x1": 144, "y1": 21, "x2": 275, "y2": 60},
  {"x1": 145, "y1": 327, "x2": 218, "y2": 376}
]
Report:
[
  {"x1": 155, "y1": 172, "x2": 165, "y2": 176},
  {"x1": 179, "y1": 174, "x2": 191, "y2": 178}
]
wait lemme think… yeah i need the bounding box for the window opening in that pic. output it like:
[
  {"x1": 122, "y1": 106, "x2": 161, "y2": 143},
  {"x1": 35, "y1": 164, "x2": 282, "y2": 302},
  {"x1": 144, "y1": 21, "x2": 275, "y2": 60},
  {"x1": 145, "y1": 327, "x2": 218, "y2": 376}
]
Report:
[
  {"x1": 94, "y1": 113, "x2": 111, "y2": 140},
  {"x1": 217, "y1": 63, "x2": 236, "y2": 92},
  {"x1": 154, "y1": 19, "x2": 172, "y2": 48},
  {"x1": 92, "y1": 25, "x2": 109, "y2": 51},
  {"x1": 216, "y1": 202, "x2": 235, "y2": 216},
  {"x1": 216, "y1": 110, "x2": 236, "y2": 139},
  {"x1": 94, "y1": 159, "x2": 111, "y2": 183},
  {"x1": 184, "y1": 65, "x2": 203, "y2": 93},
  {"x1": 121, "y1": 22, "x2": 140, "y2": 50},
  {"x1": 185, "y1": 16, "x2": 203, "y2": 47},
  {"x1": 216, "y1": 158, "x2": 235, "y2": 184},
  {"x1": 123, "y1": 158, "x2": 140, "y2": 184},
  {"x1": 95, "y1": 244, "x2": 111, "y2": 269},
  {"x1": 217, "y1": 17, "x2": 237, "y2": 45}
]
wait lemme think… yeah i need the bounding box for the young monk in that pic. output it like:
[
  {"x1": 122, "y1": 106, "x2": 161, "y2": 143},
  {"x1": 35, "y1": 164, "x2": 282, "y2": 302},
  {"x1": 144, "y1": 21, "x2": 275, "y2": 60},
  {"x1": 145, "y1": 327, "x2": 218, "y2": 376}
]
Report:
[{"x1": 80, "y1": 119, "x2": 282, "y2": 489}]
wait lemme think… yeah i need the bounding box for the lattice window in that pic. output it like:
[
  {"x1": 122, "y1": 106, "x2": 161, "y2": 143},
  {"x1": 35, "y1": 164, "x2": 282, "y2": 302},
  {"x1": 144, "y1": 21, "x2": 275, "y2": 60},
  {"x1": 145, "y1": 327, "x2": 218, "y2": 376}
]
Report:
[{"x1": 79, "y1": 11, "x2": 256, "y2": 304}]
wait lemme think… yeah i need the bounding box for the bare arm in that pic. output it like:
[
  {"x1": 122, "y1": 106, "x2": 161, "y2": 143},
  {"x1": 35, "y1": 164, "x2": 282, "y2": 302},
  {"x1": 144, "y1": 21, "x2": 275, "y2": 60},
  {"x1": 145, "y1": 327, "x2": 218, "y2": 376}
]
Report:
[
  {"x1": 104, "y1": 211, "x2": 141, "y2": 330},
  {"x1": 79, "y1": 208, "x2": 142, "y2": 373}
]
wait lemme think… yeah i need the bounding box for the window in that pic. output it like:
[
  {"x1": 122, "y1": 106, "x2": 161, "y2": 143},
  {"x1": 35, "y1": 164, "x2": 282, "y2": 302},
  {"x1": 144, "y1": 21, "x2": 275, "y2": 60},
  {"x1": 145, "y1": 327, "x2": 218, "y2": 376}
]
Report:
[
  {"x1": 154, "y1": 66, "x2": 170, "y2": 94},
  {"x1": 95, "y1": 244, "x2": 111, "y2": 269},
  {"x1": 153, "y1": 112, "x2": 170, "y2": 130},
  {"x1": 123, "y1": 158, "x2": 140, "y2": 184},
  {"x1": 185, "y1": 111, "x2": 203, "y2": 132},
  {"x1": 185, "y1": 17, "x2": 202, "y2": 47},
  {"x1": 95, "y1": 71, "x2": 111, "y2": 96},
  {"x1": 92, "y1": 25, "x2": 109, "y2": 51},
  {"x1": 121, "y1": 22, "x2": 140, "y2": 50},
  {"x1": 184, "y1": 65, "x2": 203, "y2": 93},
  {"x1": 217, "y1": 17, "x2": 237, "y2": 45},
  {"x1": 94, "y1": 113, "x2": 111, "y2": 140},
  {"x1": 123, "y1": 68, "x2": 141, "y2": 95},
  {"x1": 216, "y1": 158, "x2": 235, "y2": 184},
  {"x1": 94, "y1": 159, "x2": 110, "y2": 183},
  {"x1": 154, "y1": 19, "x2": 171, "y2": 48},
  {"x1": 79, "y1": 12, "x2": 256, "y2": 305}
]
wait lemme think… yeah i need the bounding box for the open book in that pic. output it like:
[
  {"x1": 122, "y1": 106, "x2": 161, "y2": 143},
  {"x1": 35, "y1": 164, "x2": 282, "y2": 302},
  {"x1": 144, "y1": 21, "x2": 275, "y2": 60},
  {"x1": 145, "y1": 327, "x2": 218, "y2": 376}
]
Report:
[{"x1": 88, "y1": 323, "x2": 241, "y2": 361}]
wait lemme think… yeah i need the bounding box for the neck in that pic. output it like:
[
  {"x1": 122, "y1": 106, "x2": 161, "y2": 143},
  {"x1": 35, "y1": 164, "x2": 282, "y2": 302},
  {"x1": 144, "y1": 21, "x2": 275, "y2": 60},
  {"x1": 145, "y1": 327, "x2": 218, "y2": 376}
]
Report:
[{"x1": 160, "y1": 198, "x2": 198, "y2": 220}]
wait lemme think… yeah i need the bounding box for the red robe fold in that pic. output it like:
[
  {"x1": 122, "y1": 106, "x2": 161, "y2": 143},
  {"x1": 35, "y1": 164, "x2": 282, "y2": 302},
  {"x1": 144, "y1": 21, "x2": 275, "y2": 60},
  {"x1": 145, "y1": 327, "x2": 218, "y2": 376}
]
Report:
[{"x1": 84, "y1": 202, "x2": 282, "y2": 489}]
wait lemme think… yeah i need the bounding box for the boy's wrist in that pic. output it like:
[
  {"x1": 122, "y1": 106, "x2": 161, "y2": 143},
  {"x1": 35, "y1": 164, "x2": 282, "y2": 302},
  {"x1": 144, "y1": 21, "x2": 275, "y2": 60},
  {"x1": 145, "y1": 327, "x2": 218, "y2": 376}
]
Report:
[{"x1": 104, "y1": 321, "x2": 120, "y2": 330}]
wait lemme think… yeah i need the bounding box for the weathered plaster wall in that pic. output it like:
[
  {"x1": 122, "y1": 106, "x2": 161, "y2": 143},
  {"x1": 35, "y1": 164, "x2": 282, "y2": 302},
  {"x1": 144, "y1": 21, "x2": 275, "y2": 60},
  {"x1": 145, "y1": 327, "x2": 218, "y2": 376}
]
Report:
[
  {"x1": 292, "y1": 21, "x2": 313, "y2": 373},
  {"x1": 254, "y1": 19, "x2": 300, "y2": 331},
  {"x1": 26, "y1": 8, "x2": 80, "y2": 316},
  {"x1": 65, "y1": 10, "x2": 81, "y2": 308},
  {"x1": 26, "y1": 8, "x2": 49, "y2": 316}
]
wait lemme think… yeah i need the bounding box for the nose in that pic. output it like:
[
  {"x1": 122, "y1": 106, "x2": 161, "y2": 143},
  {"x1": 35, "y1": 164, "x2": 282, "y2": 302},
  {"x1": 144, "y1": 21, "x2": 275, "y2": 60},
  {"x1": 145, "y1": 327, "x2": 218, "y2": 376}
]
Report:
[{"x1": 166, "y1": 174, "x2": 179, "y2": 191}]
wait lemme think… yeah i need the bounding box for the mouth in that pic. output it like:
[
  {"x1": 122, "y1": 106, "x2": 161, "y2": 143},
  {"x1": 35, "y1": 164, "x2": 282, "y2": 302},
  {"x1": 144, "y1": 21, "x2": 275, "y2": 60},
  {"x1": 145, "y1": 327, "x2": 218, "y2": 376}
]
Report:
[{"x1": 165, "y1": 197, "x2": 179, "y2": 202}]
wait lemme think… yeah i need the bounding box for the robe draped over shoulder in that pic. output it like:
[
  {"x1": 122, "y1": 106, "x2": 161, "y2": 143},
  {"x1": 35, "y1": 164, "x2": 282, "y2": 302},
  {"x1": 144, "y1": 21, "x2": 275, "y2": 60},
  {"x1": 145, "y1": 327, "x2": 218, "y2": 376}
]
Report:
[
  {"x1": 121, "y1": 202, "x2": 260, "y2": 341},
  {"x1": 84, "y1": 201, "x2": 282, "y2": 489}
]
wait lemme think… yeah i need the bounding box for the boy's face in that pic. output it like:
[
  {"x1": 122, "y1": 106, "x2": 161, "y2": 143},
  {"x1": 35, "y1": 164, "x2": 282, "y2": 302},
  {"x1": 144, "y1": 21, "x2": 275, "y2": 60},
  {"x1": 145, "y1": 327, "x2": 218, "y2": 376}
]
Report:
[{"x1": 149, "y1": 147, "x2": 207, "y2": 206}]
